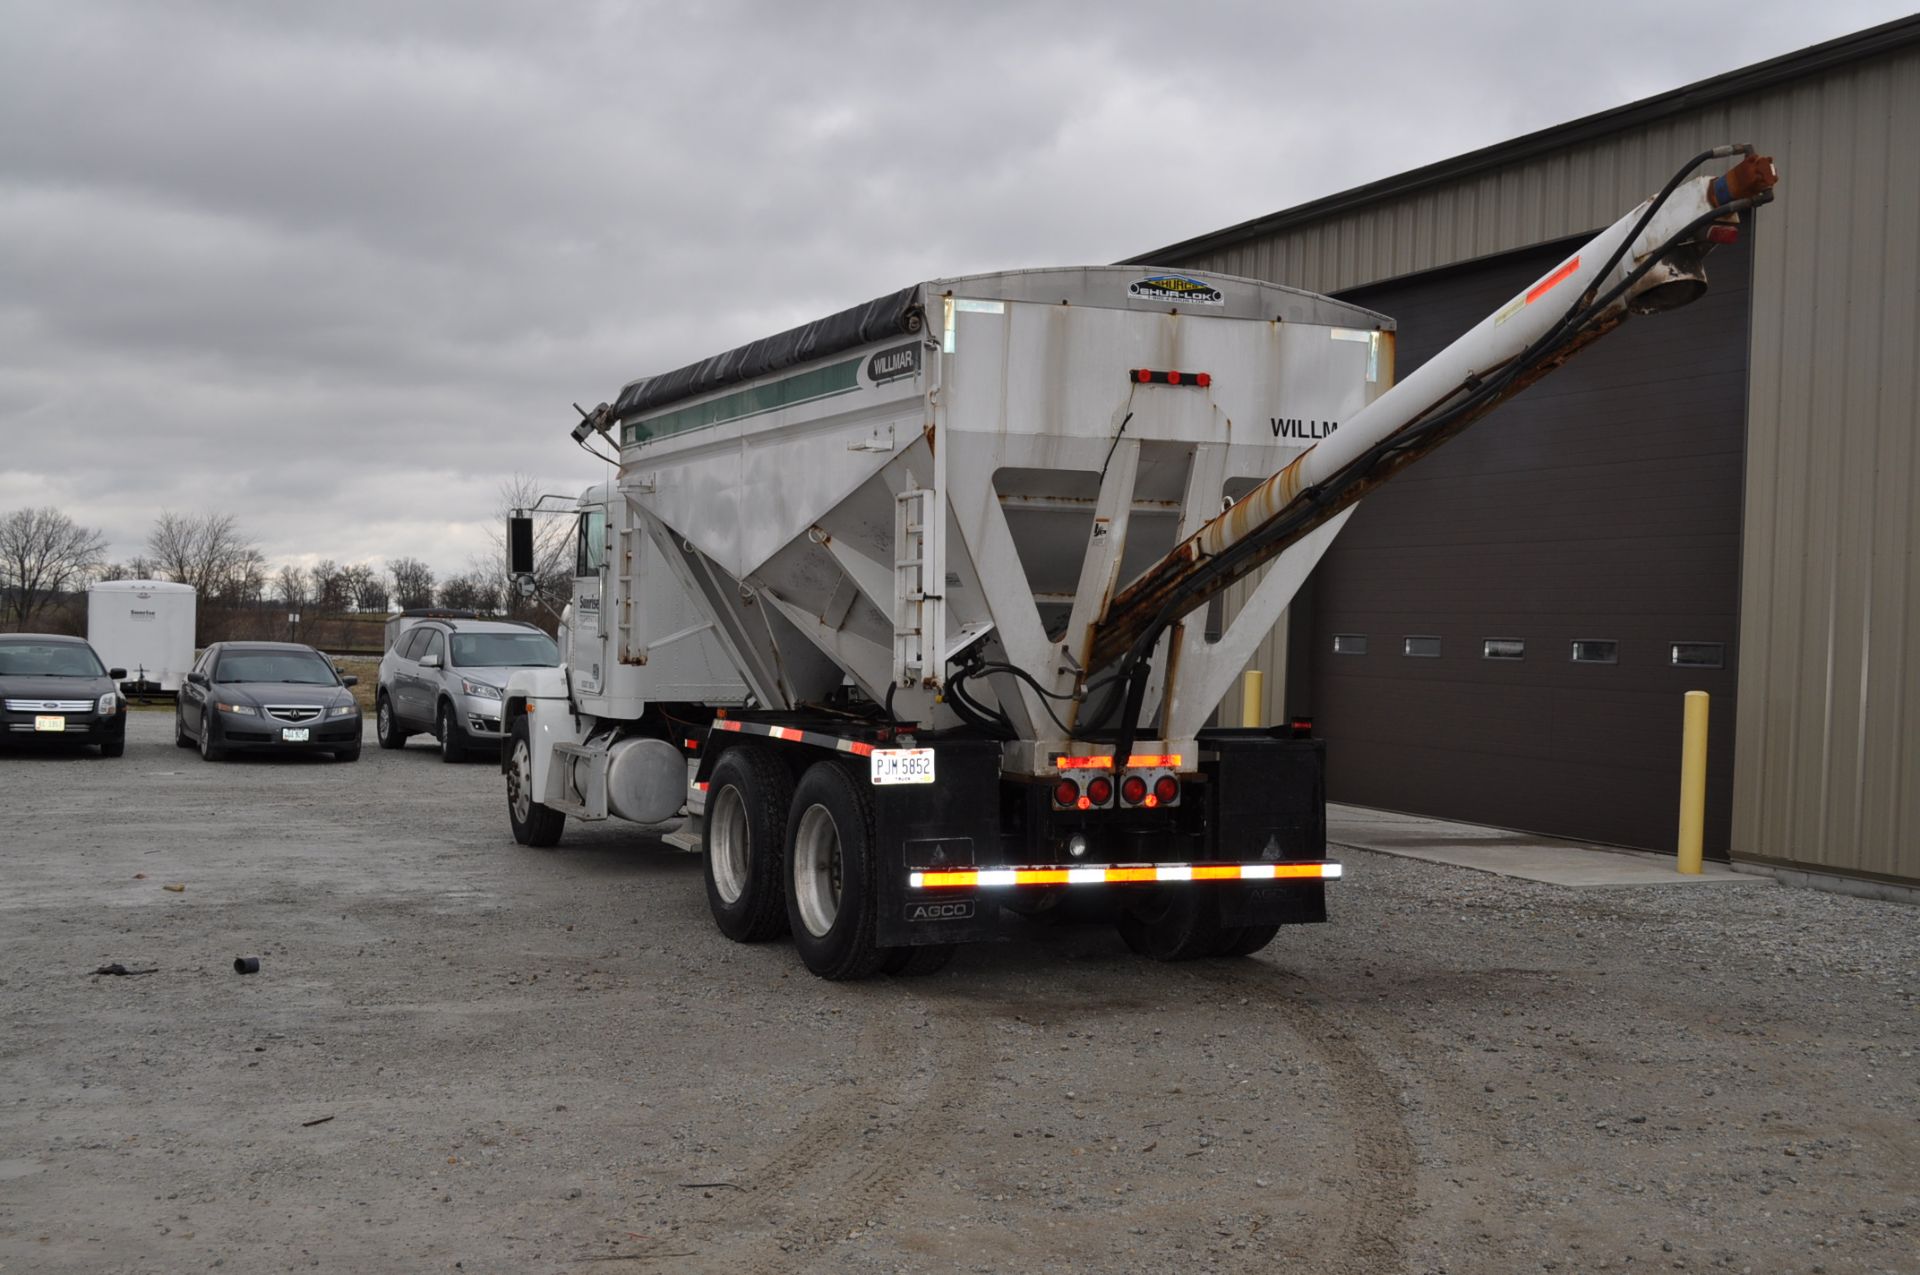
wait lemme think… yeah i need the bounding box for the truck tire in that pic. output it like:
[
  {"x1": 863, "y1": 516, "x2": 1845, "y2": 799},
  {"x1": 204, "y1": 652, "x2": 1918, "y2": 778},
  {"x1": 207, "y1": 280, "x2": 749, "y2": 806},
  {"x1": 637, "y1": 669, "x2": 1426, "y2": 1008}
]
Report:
[
  {"x1": 1217, "y1": 924, "x2": 1281, "y2": 957},
  {"x1": 879, "y1": 943, "x2": 956, "y2": 977},
  {"x1": 507, "y1": 717, "x2": 565, "y2": 847},
  {"x1": 702, "y1": 747, "x2": 792, "y2": 943},
  {"x1": 1116, "y1": 888, "x2": 1225, "y2": 961},
  {"x1": 785, "y1": 761, "x2": 886, "y2": 981},
  {"x1": 375, "y1": 693, "x2": 408, "y2": 749}
]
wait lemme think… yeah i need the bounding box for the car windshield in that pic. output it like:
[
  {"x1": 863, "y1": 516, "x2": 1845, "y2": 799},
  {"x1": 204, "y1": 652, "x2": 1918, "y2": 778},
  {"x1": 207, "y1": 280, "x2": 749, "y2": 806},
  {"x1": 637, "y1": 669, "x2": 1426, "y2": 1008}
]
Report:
[
  {"x1": 0, "y1": 642, "x2": 105, "y2": 677},
  {"x1": 215, "y1": 652, "x2": 339, "y2": 685},
  {"x1": 451, "y1": 632, "x2": 558, "y2": 668}
]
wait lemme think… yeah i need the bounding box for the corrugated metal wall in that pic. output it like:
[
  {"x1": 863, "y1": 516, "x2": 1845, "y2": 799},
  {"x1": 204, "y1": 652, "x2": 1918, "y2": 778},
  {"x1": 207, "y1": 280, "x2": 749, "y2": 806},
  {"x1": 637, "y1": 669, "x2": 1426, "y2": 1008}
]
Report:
[{"x1": 1176, "y1": 43, "x2": 1920, "y2": 884}]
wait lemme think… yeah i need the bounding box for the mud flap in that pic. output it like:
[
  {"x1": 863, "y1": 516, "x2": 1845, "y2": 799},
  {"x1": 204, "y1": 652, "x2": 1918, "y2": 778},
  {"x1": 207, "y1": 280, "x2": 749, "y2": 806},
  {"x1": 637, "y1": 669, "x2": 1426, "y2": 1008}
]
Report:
[
  {"x1": 1204, "y1": 729, "x2": 1332, "y2": 927},
  {"x1": 874, "y1": 737, "x2": 1004, "y2": 948}
]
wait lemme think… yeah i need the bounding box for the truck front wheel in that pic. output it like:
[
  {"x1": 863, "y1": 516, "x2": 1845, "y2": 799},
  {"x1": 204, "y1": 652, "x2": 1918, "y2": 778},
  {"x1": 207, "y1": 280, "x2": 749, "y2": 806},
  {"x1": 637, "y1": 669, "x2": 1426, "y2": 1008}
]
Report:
[
  {"x1": 702, "y1": 747, "x2": 792, "y2": 943},
  {"x1": 507, "y1": 718, "x2": 565, "y2": 847},
  {"x1": 785, "y1": 761, "x2": 885, "y2": 981}
]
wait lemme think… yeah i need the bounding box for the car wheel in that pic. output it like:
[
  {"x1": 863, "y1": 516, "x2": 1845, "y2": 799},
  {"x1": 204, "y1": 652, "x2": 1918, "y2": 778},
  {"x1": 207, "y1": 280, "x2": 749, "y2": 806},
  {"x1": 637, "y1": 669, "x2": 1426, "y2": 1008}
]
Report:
[
  {"x1": 437, "y1": 702, "x2": 466, "y2": 763},
  {"x1": 375, "y1": 693, "x2": 407, "y2": 750},
  {"x1": 199, "y1": 710, "x2": 227, "y2": 762},
  {"x1": 785, "y1": 760, "x2": 886, "y2": 981},
  {"x1": 174, "y1": 710, "x2": 192, "y2": 749},
  {"x1": 702, "y1": 746, "x2": 794, "y2": 943},
  {"x1": 99, "y1": 737, "x2": 125, "y2": 758},
  {"x1": 507, "y1": 717, "x2": 564, "y2": 847}
]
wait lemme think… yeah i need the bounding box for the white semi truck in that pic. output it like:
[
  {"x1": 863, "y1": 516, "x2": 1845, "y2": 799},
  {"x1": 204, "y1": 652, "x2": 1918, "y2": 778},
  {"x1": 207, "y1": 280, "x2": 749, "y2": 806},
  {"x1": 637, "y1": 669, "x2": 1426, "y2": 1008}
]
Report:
[{"x1": 503, "y1": 148, "x2": 1776, "y2": 979}]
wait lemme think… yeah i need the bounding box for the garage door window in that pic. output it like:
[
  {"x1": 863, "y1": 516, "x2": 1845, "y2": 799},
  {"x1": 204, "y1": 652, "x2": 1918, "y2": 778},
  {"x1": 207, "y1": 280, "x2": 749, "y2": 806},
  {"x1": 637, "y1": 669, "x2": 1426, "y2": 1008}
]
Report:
[
  {"x1": 1483, "y1": 638, "x2": 1525, "y2": 660},
  {"x1": 1403, "y1": 636, "x2": 1441, "y2": 658},
  {"x1": 1333, "y1": 634, "x2": 1368, "y2": 655},
  {"x1": 1571, "y1": 639, "x2": 1618, "y2": 664},
  {"x1": 1670, "y1": 641, "x2": 1725, "y2": 668}
]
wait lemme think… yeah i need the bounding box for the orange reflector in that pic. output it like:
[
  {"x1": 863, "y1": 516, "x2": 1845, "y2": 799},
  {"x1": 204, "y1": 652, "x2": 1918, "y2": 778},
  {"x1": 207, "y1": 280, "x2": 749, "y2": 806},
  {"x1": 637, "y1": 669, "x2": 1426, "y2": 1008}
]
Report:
[
  {"x1": 1055, "y1": 755, "x2": 1114, "y2": 771},
  {"x1": 1143, "y1": 793, "x2": 1158, "y2": 808},
  {"x1": 1125, "y1": 754, "x2": 1183, "y2": 768}
]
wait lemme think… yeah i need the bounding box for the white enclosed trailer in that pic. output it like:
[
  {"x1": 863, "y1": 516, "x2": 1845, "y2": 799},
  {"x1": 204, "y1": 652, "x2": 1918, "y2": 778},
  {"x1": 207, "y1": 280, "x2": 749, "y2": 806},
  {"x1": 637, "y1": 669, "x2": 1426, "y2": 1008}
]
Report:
[
  {"x1": 504, "y1": 149, "x2": 1775, "y2": 979},
  {"x1": 86, "y1": 580, "x2": 196, "y2": 693}
]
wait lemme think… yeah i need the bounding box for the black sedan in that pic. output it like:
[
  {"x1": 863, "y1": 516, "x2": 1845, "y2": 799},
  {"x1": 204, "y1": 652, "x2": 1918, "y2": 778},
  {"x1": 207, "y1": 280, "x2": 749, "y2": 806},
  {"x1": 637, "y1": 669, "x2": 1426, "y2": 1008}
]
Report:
[
  {"x1": 0, "y1": 634, "x2": 128, "y2": 757},
  {"x1": 176, "y1": 642, "x2": 363, "y2": 762}
]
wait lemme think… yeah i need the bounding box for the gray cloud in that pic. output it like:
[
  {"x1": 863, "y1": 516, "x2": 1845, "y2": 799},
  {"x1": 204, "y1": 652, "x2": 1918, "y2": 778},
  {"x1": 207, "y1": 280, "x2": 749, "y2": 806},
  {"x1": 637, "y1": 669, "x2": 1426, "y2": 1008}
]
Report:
[{"x1": 3, "y1": 0, "x2": 1909, "y2": 574}]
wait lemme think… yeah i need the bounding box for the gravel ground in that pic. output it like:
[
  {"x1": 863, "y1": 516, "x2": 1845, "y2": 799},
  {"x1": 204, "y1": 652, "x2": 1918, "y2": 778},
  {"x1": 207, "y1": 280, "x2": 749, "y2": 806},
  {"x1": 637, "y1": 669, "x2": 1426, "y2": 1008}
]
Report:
[{"x1": 1, "y1": 713, "x2": 1915, "y2": 1275}]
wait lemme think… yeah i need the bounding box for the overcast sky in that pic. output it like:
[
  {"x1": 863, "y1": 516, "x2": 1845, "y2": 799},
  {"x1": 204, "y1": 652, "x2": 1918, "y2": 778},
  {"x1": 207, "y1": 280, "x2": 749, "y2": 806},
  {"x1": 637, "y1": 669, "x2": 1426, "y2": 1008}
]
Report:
[{"x1": 3, "y1": 1, "x2": 1911, "y2": 580}]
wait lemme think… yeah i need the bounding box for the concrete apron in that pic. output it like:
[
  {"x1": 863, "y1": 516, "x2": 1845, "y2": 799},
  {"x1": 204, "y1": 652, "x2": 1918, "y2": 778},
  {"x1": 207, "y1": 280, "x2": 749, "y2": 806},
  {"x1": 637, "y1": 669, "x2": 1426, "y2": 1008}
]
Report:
[{"x1": 1328, "y1": 803, "x2": 1764, "y2": 888}]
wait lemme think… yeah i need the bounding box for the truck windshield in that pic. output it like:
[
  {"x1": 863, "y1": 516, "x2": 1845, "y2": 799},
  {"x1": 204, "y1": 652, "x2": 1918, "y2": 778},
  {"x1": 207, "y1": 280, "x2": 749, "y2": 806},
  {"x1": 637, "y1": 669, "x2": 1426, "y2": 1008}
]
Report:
[
  {"x1": 215, "y1": 652, "x2": 339, "y2": 685},
  {"x1": 451, "y1": 632, "x2": 559, "y2": 668},
  {"x1": 0, "y1": 642, "x2": 106, "y2": 677}
]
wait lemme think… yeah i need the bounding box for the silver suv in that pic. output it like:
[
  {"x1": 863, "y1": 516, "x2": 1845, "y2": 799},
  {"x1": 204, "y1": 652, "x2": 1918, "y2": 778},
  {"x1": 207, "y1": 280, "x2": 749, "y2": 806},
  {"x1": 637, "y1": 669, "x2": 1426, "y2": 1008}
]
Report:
[{"x1": 375, "y1": 618, "x2": 558, "y2": 761}]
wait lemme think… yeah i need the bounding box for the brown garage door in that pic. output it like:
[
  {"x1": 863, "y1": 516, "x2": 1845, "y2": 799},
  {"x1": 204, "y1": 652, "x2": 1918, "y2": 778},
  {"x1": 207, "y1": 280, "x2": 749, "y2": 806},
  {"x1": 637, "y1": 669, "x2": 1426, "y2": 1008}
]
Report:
[{"x1": 1290, "y1": 234, "x2": 1748, "y2": 855}]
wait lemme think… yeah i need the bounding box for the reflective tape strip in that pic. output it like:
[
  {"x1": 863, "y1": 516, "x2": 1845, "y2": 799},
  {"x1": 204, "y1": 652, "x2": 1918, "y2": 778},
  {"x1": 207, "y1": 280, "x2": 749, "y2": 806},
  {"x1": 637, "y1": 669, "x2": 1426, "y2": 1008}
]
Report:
[
  {"x1": 706, "y1": 717, "x2": 883, "y2": 758},
  {"x1": 907, "y1": 862, "x2": 1341, "y2": 889}
]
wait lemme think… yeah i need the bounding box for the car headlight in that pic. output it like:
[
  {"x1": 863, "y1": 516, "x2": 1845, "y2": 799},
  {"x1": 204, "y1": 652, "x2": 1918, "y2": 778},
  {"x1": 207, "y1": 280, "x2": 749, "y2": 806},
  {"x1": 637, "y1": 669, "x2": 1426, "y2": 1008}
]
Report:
[
  {"x1": 328, "y1": 704, "x2": 358, "y2": 718},
  {"x1": 215, "y1": 702, "x2": 257, "y2": 716},
  {"x1": 97, "y1": 692, "x2": 119, "y2": 715},
  {"x1": 461, "y1": 679, "x2": 503, "y2": 701}
]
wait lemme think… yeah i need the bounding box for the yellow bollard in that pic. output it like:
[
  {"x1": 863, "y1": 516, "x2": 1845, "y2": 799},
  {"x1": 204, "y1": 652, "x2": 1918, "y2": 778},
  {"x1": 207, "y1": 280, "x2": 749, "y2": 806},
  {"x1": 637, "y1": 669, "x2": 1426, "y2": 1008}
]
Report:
[
  {"x1": 1676, "y1": 690, "x2": 1709, "y2": 874},
  {"x1": 1241, "y1": 669, "x2": 1265, "y2": 729}
]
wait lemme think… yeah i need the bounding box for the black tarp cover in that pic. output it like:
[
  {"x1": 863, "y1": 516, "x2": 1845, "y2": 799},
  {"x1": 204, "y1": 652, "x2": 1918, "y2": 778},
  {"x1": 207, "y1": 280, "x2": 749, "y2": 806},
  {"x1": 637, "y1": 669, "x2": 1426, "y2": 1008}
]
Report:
[{"x1": 612, "y1": 284, "x2": 923, "y2": 421}]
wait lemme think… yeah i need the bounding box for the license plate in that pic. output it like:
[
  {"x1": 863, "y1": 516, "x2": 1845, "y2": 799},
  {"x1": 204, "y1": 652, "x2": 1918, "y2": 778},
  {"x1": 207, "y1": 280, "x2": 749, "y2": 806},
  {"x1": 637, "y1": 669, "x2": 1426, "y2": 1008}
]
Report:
[
  {"x1": 870, "y1": 747, "x2": 935, "y2": 785},
  {"x1": 282, "y1": 728, "x2": 309, "y2": 742},
  {"x1": 34, "y1": 715, "x2": 65, "y2": 733}
]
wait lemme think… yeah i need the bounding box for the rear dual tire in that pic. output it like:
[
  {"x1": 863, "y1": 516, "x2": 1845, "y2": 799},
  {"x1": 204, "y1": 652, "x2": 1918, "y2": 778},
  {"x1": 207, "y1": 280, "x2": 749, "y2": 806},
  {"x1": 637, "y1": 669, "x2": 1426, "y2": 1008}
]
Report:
[
  {"x1": 702, "y1": 747, "x2": 792, "y2": 943},
  {"x1": 1118, "y1": 890, "x2": 1281, "y2": 961}
]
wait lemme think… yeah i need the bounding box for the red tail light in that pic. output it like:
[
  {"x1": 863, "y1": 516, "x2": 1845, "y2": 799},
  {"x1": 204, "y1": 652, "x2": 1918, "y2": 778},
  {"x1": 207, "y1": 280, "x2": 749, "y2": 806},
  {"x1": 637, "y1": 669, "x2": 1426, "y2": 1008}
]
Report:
[
  {"x1": 1120, "y1": 775, "x2": 1148, "y2": 805},
  {"x1": 1087, "y1": 776, "x2": 1113, "y2": 806},
  {"x1": 1153, "y1": 775, "x2": 1179, "y2": 804},
  {"x1": 1053, "y1": 778, "x2": 1080, "y2": 807}
]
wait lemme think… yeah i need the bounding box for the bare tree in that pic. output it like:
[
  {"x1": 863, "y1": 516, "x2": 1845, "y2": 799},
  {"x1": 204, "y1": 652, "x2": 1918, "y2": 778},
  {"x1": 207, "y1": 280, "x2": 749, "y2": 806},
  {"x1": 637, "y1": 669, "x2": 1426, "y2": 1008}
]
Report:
[
  {"x1": 276, "y1": 564, "x2": 309, "y2": 612},
  {"x1": 389, "y1": 557, "x2": 434, "y2": 610},
  {"x1": 309, "y1": 559, "x2": 351, "y2": 615},
  {"x1": 353, "y1": 567, "x2": 389, "y2": 614},
  {"x1": 146, "y1": 512, "x2": 266, "y2": 600},
  {"x1": 0, "y1": 507, "x2": 108, "y2": 631},
  {"x1": 97, "y1": 555, "x2": 161, "y2": 582}
]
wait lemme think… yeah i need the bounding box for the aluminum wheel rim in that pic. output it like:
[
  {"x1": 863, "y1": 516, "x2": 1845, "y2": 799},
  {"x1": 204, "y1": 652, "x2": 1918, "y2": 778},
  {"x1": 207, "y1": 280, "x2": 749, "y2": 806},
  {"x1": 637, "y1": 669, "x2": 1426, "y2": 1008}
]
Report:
[
  {"x1": 509, "y1": 738, "x2": 533, "y2": 823},
  {"x1": 708, "y1": 785, "x2": 749, "y2": 904},
  {"x1": 792, "y1": 804, "x2": 843, "y2": 939},
  {"x1": 378, "y1": 699, "x2": 391, "y2": 740},
  {"x1": 200, "y1": 713, "x2": 213, "y2": 758}
]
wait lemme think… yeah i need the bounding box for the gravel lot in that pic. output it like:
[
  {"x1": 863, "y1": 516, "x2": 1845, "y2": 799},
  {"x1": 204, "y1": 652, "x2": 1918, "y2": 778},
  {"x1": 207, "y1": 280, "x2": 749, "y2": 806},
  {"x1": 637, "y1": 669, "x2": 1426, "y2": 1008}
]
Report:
[{"x1": 2, "y1": 713, "x2": 1915, "y2": 1274}]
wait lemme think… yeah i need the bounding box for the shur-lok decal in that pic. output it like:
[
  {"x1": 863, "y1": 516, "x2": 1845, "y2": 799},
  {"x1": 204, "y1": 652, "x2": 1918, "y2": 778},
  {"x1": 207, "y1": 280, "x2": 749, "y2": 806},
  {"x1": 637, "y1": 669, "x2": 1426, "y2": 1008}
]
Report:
[{"x1": 1127, "y1": 274, "x2": 1225, "y2": 305}]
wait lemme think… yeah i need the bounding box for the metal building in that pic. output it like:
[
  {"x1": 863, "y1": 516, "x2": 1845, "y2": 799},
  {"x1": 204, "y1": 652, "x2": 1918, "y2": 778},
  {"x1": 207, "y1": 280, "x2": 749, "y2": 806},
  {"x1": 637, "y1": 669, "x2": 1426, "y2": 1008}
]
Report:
[{"x1": 1131, "y1": 17, "x2": 1920, "y2": 890}]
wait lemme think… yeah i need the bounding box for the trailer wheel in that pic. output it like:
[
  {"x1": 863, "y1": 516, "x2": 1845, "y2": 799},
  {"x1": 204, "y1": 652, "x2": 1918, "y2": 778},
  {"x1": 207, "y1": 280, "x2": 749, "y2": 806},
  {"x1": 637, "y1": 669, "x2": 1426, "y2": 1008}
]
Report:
[
  {"x1": 507, "y1": 717, "x2": 565, "y2": 847},
  {"x1": 879, "y1": 944, "x2": 956, "y2": 977},
  {"x1": 702, "y1": 747, "x2": 793, "y2": 943},
  {"x1": 1218, "y1": 924, "x2": 1281, "y2": 957},
  {"x1": 1116, "y1": 888, "x2": 1224, "y2": 961},
  {"x1": 785, "y1": 761, "x2": 885, "y2": 981}
]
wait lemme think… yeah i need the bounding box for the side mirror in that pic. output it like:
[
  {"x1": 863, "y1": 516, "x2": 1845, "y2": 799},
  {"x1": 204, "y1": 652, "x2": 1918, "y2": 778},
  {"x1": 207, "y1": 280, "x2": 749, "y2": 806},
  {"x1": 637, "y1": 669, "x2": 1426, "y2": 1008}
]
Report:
[
  {"x1": 420, "y1": 653, "x2": 443, "y2": 670},
  {"x1": 108, "y1": 668, "x2": 127, "y2": 680},
  {"x1": 508, "y1": 514, "x2": 535, "y2": 576},
  {"x1": 340, "y1": 674, "x2": 359, "y2": 687},
  {"x1": 187, "y1": 671, "x2": 208, "y2": 686}
]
